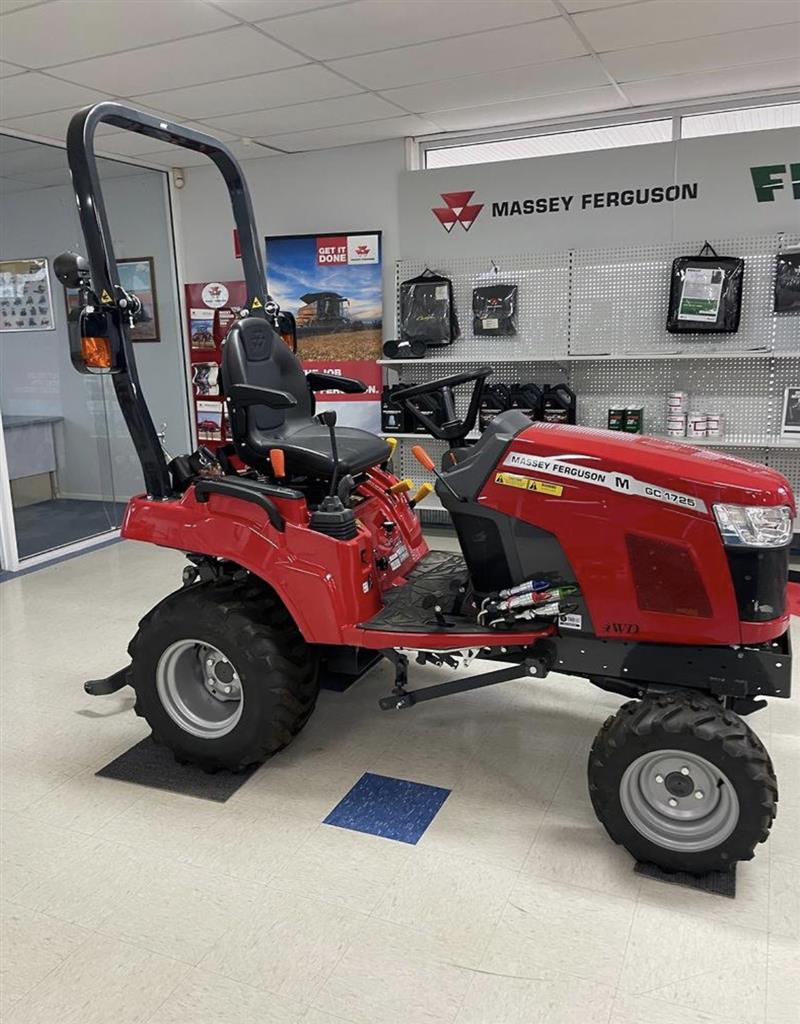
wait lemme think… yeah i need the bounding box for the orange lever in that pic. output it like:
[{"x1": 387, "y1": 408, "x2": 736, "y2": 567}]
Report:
[
  {"x1": 270, "y1": 448, "x2": 285, "y2": 478},
  {"x1": 411, "y1": 445, "x2": 435, "y2": 472}
]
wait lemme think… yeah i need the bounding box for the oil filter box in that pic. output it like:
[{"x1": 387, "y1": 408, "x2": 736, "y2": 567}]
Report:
[
  {"x1": 623, "y1": 407, "x2": 644, "y2": 433},
  {"x1": 608, "y1": 406, "x2": 625, "y2": 430}
]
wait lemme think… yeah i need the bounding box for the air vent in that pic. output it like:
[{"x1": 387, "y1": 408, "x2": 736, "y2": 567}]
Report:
[{"x1": 626, "y1": 533, "x2": 712, "y2": 618}]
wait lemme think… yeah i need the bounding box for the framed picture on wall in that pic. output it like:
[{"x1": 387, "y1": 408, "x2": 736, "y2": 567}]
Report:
[
  {"x1": 64, "y1": 256, "x2": 160, "y2": 342},
  {"x1": 0, "y1": 257, "x2": 54, "y2": 332}
]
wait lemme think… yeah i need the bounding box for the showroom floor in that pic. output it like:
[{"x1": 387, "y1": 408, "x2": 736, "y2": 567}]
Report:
[{"x1": 0, "y1": 537, "x2": 798, "y2": 1024}]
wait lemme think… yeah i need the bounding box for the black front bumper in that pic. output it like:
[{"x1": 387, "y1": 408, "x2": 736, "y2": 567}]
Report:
[{"x1": 552, "y1": 628, "x2": 792, "y2": 700}]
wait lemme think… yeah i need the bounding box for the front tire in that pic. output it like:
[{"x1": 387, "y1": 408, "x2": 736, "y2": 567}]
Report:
[
  {"x1": 588, "y1": 693, "x2": 777, "y2": 873},
  {"x1": 128, "y1": 579, "x2": 319, "y2": 772}
]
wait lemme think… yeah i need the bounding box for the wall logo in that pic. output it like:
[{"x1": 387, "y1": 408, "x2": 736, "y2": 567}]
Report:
[
  {"x1": 432, "y1": 190, "x2": 484, "y2": 232},
  {"x1": 750, "y1": 163, "x2": 800, "y2": 203}
]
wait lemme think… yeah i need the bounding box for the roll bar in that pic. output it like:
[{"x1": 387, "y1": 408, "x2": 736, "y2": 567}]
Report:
[{"x1": 64, "y1": 102, "x2": 270, "y2": 499}]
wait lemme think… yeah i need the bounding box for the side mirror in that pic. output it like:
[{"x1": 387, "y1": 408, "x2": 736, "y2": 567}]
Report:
[{"x1": 54, "y1": 251, "x2": 91, "y2": 290}]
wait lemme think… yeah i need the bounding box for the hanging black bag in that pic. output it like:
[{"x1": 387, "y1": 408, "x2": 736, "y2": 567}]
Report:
[
  {"x1": 667, "y1": 242, "x2": 744, "y2": 334},
  {"x1": 399, "y1": 269, "x2": 460, "y2": 347},
  {"x1": 472, "y1": 283, "x2": 518, "y2": 336}
]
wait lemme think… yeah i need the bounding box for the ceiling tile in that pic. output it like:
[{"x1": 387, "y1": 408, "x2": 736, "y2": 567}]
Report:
[
  {"x1": 575, "y1": 0, "x2": 800, "y2": 52},
  {"x1": 561, "y1": 0, "x2": 642, "y2": 10},
  {"x1": 0, "y1": 134, "x2": 38, "y2": 153},
  {"x1": 201, "y1": 91, "x2": 401, "y2": 135},
  {"x1": 429, "y1": 85, "x2": 626, "y2": 132},
  {"x1": 134, "y1": 64, "x2": 360, "y2": 121},
  {"x1": 382, "y1": 57, "x2": 608, "y2": 115},
  {"x1": 602, "y1": 23, "x2": 800, "y2": 82},
  {"x1": 211, "y1": 0, "x2": 343, "y2": 19},
  {"x1": 0, "y1": 106, "x2": 90, "y2": 141},
  {"x1": 47, "y1": 25, "x2": 305, "y2": 94},
  {"x1": 328, "y1": 17, "x2": 586, "y2": 91},
  {"x1": 260, "y1": 0, "x2": 560, "y2": 60},
  {"x1": 259, "y1": 113, "x2": 440, "y2": 151},
  {"x1": 0, "y1": 61, "x2": 25, "y2": 77},
  {"x1": 0, "y1": 0, "x2": 236, "y2": 68},
  {"x1": 1, "y1": 176, "x2": 46, "y2": 194},
  {"x1": 0, "y1": 0, "x2": 46, "y2": 11},
  {"x1": 0, "y1": 72, "x2": 104, "y2": 119},
  {"x1": 623, "y1": 59, "x2": 800, "y2": 106}
]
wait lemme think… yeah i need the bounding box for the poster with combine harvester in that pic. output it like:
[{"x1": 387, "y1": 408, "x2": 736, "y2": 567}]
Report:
[{"x1": 265, "y1": 232, "x2": 382, "y2": 362}]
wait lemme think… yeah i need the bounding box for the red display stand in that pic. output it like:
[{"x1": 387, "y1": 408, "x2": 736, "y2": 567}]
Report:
[{"x1": 185, "y1": 280, "x2": 246, "y2": 452}]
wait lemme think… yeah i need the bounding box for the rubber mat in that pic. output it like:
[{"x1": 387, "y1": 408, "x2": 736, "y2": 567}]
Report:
[
  {"x1": 361, "y1": 549, "x2": 479, "y2": 633},
  {"x1": 635, "y1": 860, "x2": 736, "y2": 898},
  {"x1": 96, "y1": 737, "x2": 257, "y2": 801},
  {"x1": 323, "y1": 772, "x2": 450, "y2": 844}
]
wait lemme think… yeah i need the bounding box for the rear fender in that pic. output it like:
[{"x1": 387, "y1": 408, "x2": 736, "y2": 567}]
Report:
[{"x1": 122, "y1": 489, "x2": 382, "y2": 643}]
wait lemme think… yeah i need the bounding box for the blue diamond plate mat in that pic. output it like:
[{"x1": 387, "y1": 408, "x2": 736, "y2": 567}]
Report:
[{"x1": 323, "y1": 772, "x2": 451, "y2": 844}]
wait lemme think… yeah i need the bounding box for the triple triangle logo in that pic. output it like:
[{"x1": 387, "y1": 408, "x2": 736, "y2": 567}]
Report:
[{"x1": 431, "y1": 190, "x2": 484, "y2": 232}]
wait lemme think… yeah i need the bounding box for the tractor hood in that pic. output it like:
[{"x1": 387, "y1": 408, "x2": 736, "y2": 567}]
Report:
[{"x1": 504, "y1": 422, "x2": 795, "y2": 514}]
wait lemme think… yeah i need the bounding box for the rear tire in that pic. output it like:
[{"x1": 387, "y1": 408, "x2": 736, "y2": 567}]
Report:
[
  {"x1": 588, "y1": 692, "x2": 777, "y2": 873},
  {"x1": 128, "y1": 578, "x2": 319, "y2": 772}
]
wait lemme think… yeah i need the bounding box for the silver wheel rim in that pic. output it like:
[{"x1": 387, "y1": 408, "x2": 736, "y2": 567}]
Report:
[
  {"x1": 619, "y1": 749, "x2": 739, "y2": 853},
  {"x1": 155, "y1": 639, "x2": 243, "y2": 739}
]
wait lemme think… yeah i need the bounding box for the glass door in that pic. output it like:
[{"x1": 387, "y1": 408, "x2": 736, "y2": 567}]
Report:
[{"x1": 0, "y1": 134, "x2": 191, "y2": 570}]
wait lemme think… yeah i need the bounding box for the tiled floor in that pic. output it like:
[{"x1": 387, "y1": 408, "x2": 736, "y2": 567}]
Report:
[{"x1": 0, "y1": 537, "x2": 798, "y2": 1024}]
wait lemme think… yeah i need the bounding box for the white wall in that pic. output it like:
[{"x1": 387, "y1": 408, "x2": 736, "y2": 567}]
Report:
[
  {"x1": 176, "y1": 138, "x2": 405, "y2": 335},
  {"x1": 0, "y1": 161, "x2": 192, "y2": 500}
]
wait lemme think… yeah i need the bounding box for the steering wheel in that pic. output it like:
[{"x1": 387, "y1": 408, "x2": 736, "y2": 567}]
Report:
[{"x1": 393, "y1": 366, "x2": 493, "y2": 443}]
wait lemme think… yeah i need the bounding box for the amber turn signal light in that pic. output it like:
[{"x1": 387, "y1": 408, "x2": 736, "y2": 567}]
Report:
[
  {"x1": 411, "y1": 445, "x2": 435, "y2": 472},
  {"x1": 81, "y1": 335, "x2": 112, "y2": 369}
]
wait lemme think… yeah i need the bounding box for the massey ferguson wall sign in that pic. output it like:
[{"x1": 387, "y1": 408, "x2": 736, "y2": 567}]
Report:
[{"x1": 405, "y1": 127, "x2": 800, "y2": 257}]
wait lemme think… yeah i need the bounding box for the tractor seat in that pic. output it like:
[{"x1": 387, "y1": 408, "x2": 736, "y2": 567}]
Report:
[{"x1": 221, "y1": 316, "x2": 390, "y2": 479}]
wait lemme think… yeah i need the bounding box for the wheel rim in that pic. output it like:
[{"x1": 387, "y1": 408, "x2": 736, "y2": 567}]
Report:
[
  {"x1": 619, "y1": 749, "x2": 740, "y2": 854},
  {"x1": 156, "y1": 639, "x2": 243, "y2": 739}
]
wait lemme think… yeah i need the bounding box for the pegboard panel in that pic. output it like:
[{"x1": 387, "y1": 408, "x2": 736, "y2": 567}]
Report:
[
  {"x1": 571, "y1": 355, "x2": 786, "y2": 442},
  {"x1": 570, "y1": 233, "x2": 799, "y2": 358},
  {"x1": 768, "y1": 447, "x2": 800, "y2": 496},
  {"x1": 396, "y1": 251, "x2": 571, "y2": 361}
]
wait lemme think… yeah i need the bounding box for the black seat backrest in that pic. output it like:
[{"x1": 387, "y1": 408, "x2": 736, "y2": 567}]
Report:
[{"x1": 221, "y1": 316, "x2": 312, "y2": 433}]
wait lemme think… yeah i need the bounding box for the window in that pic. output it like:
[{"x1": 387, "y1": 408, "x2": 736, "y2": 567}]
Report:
[
  {"x1": 680, "y1": 102, "x2": 800, "y2": 139},
  {"x1": 420, "y1": 99, "x2": 800, "y2": 170},
  {"x1": 425, "y1": 120, "x2": 671, "y2": 169}
]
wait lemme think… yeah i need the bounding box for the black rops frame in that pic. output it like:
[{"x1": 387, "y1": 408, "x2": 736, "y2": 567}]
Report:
[{"x1": 65, "y1": 102, "x2": 270, "y2": 500}]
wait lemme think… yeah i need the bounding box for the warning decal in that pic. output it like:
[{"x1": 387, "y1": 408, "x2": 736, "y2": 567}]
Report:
[
  {"x1": 494, "y1": 472, "x2": 563, "y2": 496},
  {"x1": 502, "y1": 451, "x2": 707, "y2": 513},
  {"x1": 100, "y1": 289, "x2": 113, "y2": 304},
  {"x1": 251, "y1": 297, "x2": 263, "y2": 309}
]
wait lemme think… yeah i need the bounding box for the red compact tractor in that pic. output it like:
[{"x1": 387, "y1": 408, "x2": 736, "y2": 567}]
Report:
[{"x1": 57, "y1": 103, "x2": 793, "y2": 874}]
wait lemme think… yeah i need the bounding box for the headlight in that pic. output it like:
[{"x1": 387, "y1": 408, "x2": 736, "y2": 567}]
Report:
[{"x1": 713, "y1": 503, "x2": 793, "y2": 548}]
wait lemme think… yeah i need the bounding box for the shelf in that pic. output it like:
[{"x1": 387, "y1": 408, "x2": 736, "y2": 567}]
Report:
[
  {"x1": 379, "y1": 349, "x2": 794, "y2": 366},
  {"x1": 652, "y1": 435, "x2": 798, "y2": 449}
]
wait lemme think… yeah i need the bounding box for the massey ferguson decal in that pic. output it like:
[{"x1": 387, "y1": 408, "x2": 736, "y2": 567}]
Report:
[
  {"x1": 432, "y1": 191, "x2": 484, "y2": 232},
  {"x1": 503, "y1": 451, "x2": 708, "y2": 513}
]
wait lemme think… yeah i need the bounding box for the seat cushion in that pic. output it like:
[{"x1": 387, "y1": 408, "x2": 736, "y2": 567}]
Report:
[{"x1": 253, "y1": 421, "x2": 391, "y2": 478}]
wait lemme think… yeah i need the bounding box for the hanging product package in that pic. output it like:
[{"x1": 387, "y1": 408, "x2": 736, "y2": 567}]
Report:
[
  {"x1": 666, "y1": 242, "x2": 744, "y2": 333},
  {"x1": 472, "y1": 283, "x2": 518, "y2": 336},
  {"x1": 774, "y1": 249, "x2": 800, "y2": 313},
  {"x1": 399, "y1": 269, "x2": 460, "y2": 347}
]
